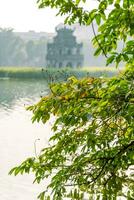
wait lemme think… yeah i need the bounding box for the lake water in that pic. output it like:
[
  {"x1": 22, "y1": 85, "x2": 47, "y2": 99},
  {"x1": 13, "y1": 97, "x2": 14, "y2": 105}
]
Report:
[{"x1": 0, "y1": 78, "x2": 52, "y2": 200}]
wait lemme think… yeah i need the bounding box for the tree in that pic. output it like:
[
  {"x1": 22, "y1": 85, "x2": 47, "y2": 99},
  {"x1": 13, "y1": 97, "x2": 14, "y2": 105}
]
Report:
[
  {"x1": 26, "y1": 38, "x2": 46, "y2": 66},
  {"x1": 0, "y1": 28, "x2": 25, "y2": 66},
  {"x1": 9, "y1": 0, "x2": 134, "y2": 199}
]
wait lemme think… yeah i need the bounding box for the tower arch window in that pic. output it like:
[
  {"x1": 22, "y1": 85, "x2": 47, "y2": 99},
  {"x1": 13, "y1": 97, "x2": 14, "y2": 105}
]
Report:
[
  {"x1": 59, "y1": 62, "x2": 62, "y2": 68},
  {"x1": 59, "y1": 49, "x2": 62, "y2": 55},
  {"x1": 77, "y1": 48, "x2": 80, "y2": 54},
  {"x1": 66, "y1": 62, "x2": 72, "y2": 68},
  {"x1": 77, "y1": 62, "x2": 81, "y2": 68},
  {"x1": 67, "y1": 49, "x2": 72, "y2": 55}
]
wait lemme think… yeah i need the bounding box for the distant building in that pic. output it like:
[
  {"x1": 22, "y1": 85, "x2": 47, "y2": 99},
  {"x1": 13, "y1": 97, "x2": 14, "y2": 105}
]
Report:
[{"x1": 46, "y1": 27, "x2": 83, "y2": 68}]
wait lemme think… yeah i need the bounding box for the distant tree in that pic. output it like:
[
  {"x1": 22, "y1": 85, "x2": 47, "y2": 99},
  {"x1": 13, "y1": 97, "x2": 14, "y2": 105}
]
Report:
[
  {"x1": 35, "y1": 37, "x2": 46, "y2": 66},
  {"x1": 26, "y1": 40, "x2": 37, "y2": 65},
  {"x1": 26, "y1": 38, "x2": 46, "y2": 66},
  {"x1": 10, "y1": 1, "x2": 134, "y2": 200},
  {"x1": 0, "y1": 28, "x2": 25, "y2": 66}
]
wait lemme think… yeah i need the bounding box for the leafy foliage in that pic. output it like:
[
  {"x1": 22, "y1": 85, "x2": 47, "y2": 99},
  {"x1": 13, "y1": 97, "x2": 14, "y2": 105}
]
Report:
[
  {"x1": 37, "y1": 0, "x2": 134, "y2": 67},
  {"x1": 9, "y1": 0, "x2": 134, "y2": 199},
  {"x1": 10, "y1": 67, "x2": 134, "y2": 199}
]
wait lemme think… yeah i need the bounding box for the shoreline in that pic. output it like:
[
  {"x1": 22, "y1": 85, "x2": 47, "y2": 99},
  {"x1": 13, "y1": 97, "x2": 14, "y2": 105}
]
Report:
[{"x1": 0, "y1": 67, "x2": 119, "y2": 79}]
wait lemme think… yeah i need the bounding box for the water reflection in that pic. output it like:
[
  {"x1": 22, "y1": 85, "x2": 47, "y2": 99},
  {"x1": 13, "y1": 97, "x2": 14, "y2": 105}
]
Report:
[
  {"x1": 0, "y1": 79, "x2": 48, "y2": 107},
  {"x1": 0, "y1": 79, "x2": 51, "y2": 200}
]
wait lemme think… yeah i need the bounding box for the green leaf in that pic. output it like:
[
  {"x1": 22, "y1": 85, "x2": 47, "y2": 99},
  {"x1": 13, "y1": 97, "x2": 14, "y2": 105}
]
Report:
[
  {"x1": 38, "y1": 191, "x2": 46, "y2": 200},
  {"x1": 95, "y1": 14, "x2": 101, "y2": 25},
  {"x1": 106, "y1": 55, "x2": 115, "y2": 66},
  {"x1": 94, "y1": 48, "x2": 102, "y2": 56},
  {"x1": 76, "y1": 0, "x2": 80, "y2": 5}
]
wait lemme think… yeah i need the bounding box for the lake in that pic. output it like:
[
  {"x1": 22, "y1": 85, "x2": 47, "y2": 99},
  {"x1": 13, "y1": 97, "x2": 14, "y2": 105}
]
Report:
[{"x1": 0, "y1": 78, "x2": 51, "y2": 200}]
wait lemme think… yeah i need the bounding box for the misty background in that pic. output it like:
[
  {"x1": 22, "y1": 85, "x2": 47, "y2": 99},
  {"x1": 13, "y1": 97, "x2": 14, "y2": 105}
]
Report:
[{"x1": 0, "y1": 23, "x2": 108, "y2": 67}]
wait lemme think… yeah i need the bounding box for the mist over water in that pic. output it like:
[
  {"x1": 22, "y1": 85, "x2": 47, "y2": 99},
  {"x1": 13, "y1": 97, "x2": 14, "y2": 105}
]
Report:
[{"x1": 0, "y1": 79, "x2": 51, "y2": 200}]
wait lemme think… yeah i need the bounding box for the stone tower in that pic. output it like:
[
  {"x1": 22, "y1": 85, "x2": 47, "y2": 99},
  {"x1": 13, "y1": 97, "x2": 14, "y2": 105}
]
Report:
[{"x1": 46, "y1": 26, "x2": 83, "y2": 68}]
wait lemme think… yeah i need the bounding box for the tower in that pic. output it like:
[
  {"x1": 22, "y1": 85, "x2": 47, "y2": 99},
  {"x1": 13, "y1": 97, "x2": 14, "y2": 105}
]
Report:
[{"x1": 46, "y1": 27, "x2": 83, "y2": 68}]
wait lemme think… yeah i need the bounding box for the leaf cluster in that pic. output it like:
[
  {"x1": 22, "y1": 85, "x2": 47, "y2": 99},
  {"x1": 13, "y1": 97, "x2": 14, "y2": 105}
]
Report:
[
  {"x1": 37, "y1": 0, "x2": 134, "y2": 67},
  {"x1": 10, "y1": 67, "x2": 134, "y2": 199}
]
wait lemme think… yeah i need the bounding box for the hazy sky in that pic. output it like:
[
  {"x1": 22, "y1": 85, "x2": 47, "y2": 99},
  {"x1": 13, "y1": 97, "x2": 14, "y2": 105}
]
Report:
[
  {"x1": 0, "y1": 0, "x2": 65, "y2": 32},
  {"x1": 0, "y1": 0, "x2": 98, "y2": 33}
]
